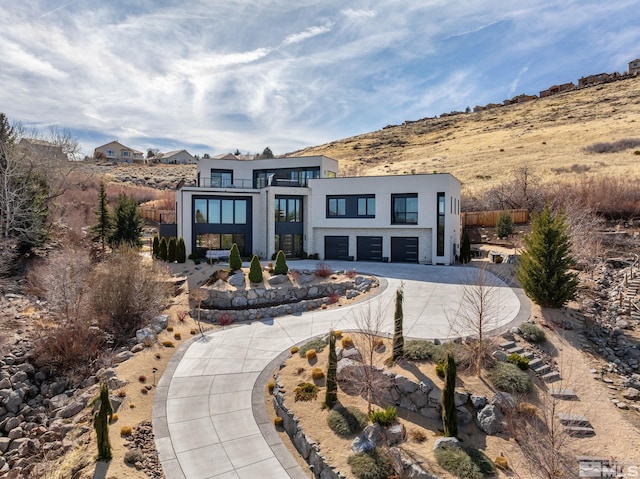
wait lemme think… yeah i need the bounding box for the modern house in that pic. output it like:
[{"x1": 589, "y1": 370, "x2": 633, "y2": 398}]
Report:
[
  {"x1": 155, "y1": 149, "x2": 196, "y2": 164},
  {"x1": 630, "y1": 59, "x2": 640, "y2": 75},
  {"x1": 94, "y1": 141, "x2": 145, "y2": 163},
  {"x1": 175, "y1": 155, "x2": 461, "y2": 265}
]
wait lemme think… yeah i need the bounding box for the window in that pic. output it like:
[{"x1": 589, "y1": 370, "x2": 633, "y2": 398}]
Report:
[
  {"x1": 106, "y1": 149, "x2": 115, "y2": 157},
  {"x1": 326, "y1": 195, "x2": 375, "y2": 218},
  {"x1": 437, "y1": 192, "x2": 445, "y2": 256},
  {"x1": 196, "y1": 233, "x2": 245, "y2": 254},
  {"x1": 392, "y1": 194, "x2": 418, "y2": 224},
  {"x1": 122, "y1": 151, "x2": 129, "y2": 157},
  {"x1": 327, "y1": 197, "x2": 346, "y2": 217},
  {"x1": 254, "y1": 167, "x2": 320, "y2": 188},
  {"x1": 358, "y1": 197, "x2": 375, "y2": 216},
  {"x1": 194, "y1": 198, "x2": 247, "y2": 224},
  {"x1": 275, "y1": 197, "x2": 302, "y2": 222},
  {"x1": 211, "y1": 169, "x2": 233, "y2": 187}
]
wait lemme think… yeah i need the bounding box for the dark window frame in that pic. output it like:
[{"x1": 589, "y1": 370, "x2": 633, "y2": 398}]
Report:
[
  {"x1": 210, "y1": 169, "x2": 233, "y2": 188},
  {"x1": 193, "y1": 197, "x2": 247, "y2": 225},
  {"x1": 275, "y1": 196, "x2": 303, "y2": 223},
  {"x1": 391, "y1": 193, "x2": 418, "y2": 225},
  {"x1": 437, "y1": 192, "x2": 445, "y2": 256},
  {"x1": 326, "y1": 194, "x2": 376, "y2": 218}
]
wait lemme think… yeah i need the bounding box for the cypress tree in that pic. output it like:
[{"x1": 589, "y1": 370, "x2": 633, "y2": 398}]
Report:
[
  {"x1": 516, "y1": 206, "x2": 578, "y2": 308},
  {"x1": 325, "y1": 330, "x2": 338, "y2": 409},
  {"x1": 460, "y1": 229, "x2": 472, "y2": 264},
  {"x1": 248, "y1": 255, "x2": 263, "y2": 283},
  {"x1": 167, "y1": 237, "x2": 177, "y2": 262},
  {"x1": 442, "y1": 352, "x2": 458, "y2": 437},
  {"x1": 392, "y1": 287, "x2": 404, "y2": 361},
  {"x1": 94, "y1": 382, "x2": 113, "y2": 461},
  {"x1": 158, "y1": 237, "x2": 168, "y2": 261},
  {"x1": 229, "y1": 243, "x2": 242, "y2": 271},
  {"x1": 108, "y1": 193, "x2": 143, "y2": 248},
  {"x1": 176, "y1": 237, "x2": 186, "y2": 263},
  {"x1": 496, "y1": 211, "x2": 514, "y2": 238},
  {"x1": 273, "y1": 250, "x2": 288, "y2": 275},
  {"x1": 152, "y1": 235, "x2": 159, "y2": 258},
  {"x1": 91, "y1": 182, "x2": 113, "y2": 252}
]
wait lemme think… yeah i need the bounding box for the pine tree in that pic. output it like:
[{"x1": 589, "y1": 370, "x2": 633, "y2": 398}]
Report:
[
  {"x1": 460, "y1": 229, "x2": 472, "y2": 264},
  {"x1": 167, "y1": 237, "x2": 177, "y2": 262},
  {"x1": 91, "y1": 182, "x2": 113, "y2": 252},
  {"x1": 325, "y1": 330, "x2": 338, "y2": 409},
  {"x1": 108, "y1": 193, "x2": 143, "y2": 248},
  {"x1": 158, "y1": 237, "x2": 168, "y2": 261},
  {"x1": 152, "y1": 235, "x2": 159, "y2": 258},
  {"x1": 442, "y1": 352, "x2": 458, "y2": 437},
  {"x1": 248, "y1": 255, "x2": 263, "y2": 283},
  {"x1": 496, "y1": 211, "x2": 514, "y2": 238},
  {"x1": 273, "y1": 250, "x2": 288, "y2": 275},
  {"x1": 516, "y1": 206, "x2": 579, "y2": 308},
  {"x1": 392, "y1": 287, "x2": 404, "y2": 361},
  {"x1": 229, "y1": 243, "x2": 242, "y2": 271},
  {"x1": 93, "y1": 382, "x2": 113, "y2": 461},
  {"x1": 176, "y1": 237, "x2": 186, "y2": 263}
]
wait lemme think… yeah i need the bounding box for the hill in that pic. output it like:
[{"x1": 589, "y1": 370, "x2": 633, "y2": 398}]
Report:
[{"x1": 290, "y1": 76, "x2": 640, "y2": 194}]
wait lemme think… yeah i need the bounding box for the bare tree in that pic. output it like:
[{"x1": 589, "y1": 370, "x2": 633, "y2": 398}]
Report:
[
  {"x1": 448, "y1": 265, "x2": 503, "y2": 377},
  {"x1": 190, "y1": 288, "x2": 208, "y2": 338},
  {"x1": 487, "y1": 166, "x2": 545, "y2": 212}
]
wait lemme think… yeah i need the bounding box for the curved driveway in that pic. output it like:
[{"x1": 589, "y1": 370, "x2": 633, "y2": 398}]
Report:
[{"x1": 153, "y1": 262, "x2": 527, "y2": 479}]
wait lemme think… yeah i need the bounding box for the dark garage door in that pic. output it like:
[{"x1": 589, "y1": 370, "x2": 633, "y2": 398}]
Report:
[
  {"x1": 357, "y1": 236, "x2": 383, "y2": 262},
  {"x1": 325, "y1": 236, "x2": 350, "y2": 260},
  {"x1": 391, "y1": 237, "x2": 419, "y2": 263}
]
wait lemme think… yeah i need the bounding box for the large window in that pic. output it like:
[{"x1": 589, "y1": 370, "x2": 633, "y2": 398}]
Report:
[
  {"x1": 196, "y1": 233, "x2": 245, "y2": 254},
  {"x1": 211, "y1": 169, "x2": 233, "y2": 187},
  {"x1": 437, "y1": 192, "x2": 445, "y2": 256},
  {"x1": 326, "y1": 195, "x2": 375, "y2": 218},
  {"x1": 275, "y1": 234, "x2": 302, "y2": 257},
  {"x1": 194, "y1": 198, "x2": 247, "y2": 224},
  {"x1": 392, "y1": 194, "x2": 418, "y2": 224},
  {"x1": 254, "y1": 167, "x2": 320, "y2": 188},
  {"x1": 275, "y1": 197, "x2": 302, "y2": 222}
]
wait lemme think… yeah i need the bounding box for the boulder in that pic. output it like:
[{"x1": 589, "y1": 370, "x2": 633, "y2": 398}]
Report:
[
  {"x1": 58, "y1": 399, "x2": 84, "y2": 419},
  {"x1": 351, "y1": 435, "x2": 375, "y2": 454},
  {"x1": 268, "y1": 275, "x2": 288, "y2": 286},
  {"x1": 456, "y1": 405, "x2": 473, "y2": 426},
  {"x1": 228, "y1": 273, "x2": 245, "y2": 287},
  {"x1": 150, "y1": 315, "x2": 169, "y2": 333},
  {"x1": 490, "y1": 392, "x2": 516, "y2": 412},
  {"x1": 135, "y1": 328, "x2": 157, "y2": 347},
  {"x1": 0, "y1": 437, "x2": 10, "y2": 453},
  {"x1": 492, "y1": 350, "x2": 508, "y2": 362},
  {"x1": 476, "y1": 404, "x2": 502, "y2": 435},
  {"x1": 8, "y1": 426, "x2": 24, "y2": 440},
  {"x1": 341, "y1": 347, "x2": 363, "y2": 362},
  {"x1": 363, "y1": 424, "x2": 385, "y2": 446},
  {"x1": 4, "y1": 416, "x2": 21, "y2": 433},
  {"x1": 385, "y1": 423, "x2": 406, "y2": 446},
  {"x1": 433, "y1": 436, "x2": 460, "y2": 451},
  {"x1": 5, "y1": 389, "x2": 24, "y2": 414},
  {"x1": 396, "y1": 376, "x2": 419, "y2": 395},
  {"x1": 130, "y1": 343, "x2": 144, "y2": 353},
  {"x1": 115, "y1": 351, "x2": 133, "y2": 363},
  {"x1": 454, "y1": 390, "x2": 469, "y2": 407},
  {"x1": 470, "y1": 394, "x2": 486, "y2": 409},
  {"x1": 622, "y1": 387, "x2": 640, "y2": 400},
  {"x1": 231, "y1": 296, "x2": 248, "y2": 308}
]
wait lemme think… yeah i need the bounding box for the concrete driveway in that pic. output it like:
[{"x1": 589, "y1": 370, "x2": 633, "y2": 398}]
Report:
[{"x1": 153, "y1": 261, "x2": 527, "y2": 479}]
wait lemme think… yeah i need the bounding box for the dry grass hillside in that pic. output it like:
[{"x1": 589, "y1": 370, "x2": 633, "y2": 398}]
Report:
[{"x1": 290, "y1": 77, "x2": 640, "y2": 195}]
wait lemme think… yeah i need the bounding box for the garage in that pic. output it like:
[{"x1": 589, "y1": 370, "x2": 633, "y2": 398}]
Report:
[
  {"x1": 391, "y1": 237, "x2": 419, "y2": 263},
  {"x1": 357, "y1": 236, "x2": 383, "y2": 262},
  {"x1": 324, "y1": 236, "x2": 350, "y2": 260}
]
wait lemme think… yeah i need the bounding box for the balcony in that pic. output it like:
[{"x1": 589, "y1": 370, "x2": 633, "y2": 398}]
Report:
[{"x1": 196, "y1": 178, "x2": 254, "y2": 189}]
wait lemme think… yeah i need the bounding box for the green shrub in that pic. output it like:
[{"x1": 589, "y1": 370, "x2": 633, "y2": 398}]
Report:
[
  {"x1": 434, "y1": 446, "x2": 483, "y2": 479},
  {"x1": 274, "y1": 250, "x2": 289, "y2": 275},
  {"x1": 435, "y1": 360, "x2": 445, "y2": 379},
  {"x1": 518, "y1": 323, "x2": 546, "y2": 343},
  {"x1": 298, "y1": 338, "x2": 327, "y2": 357},
  {"x1": 229, "y1": 243, "x2": 242, "y2": 271},
  {"x1": 167, "y1": 237, "x2": 177, "y2": 262},
  {"x1": 348, "y1": 449, "x2": 394, "y2": 479},
  {"x1": 403, "y1": 340, "x2": 437, "y2": 360},
  {"x1": 506, "y1": 353, "x2": 529, "y2": 371},
  {"x1": 176, "y1": 237, "x2": 186, "y2": 263},
  {"x1": 294, "y1": 382, "x2": 319, "y2": 402},
  {"x1": 152, "y1": 236, "x2": 159, "y2": 258},
  {"x1": 369, "y1": 406, "x2": 397, "y2": 427},
  {"x1": 496, "y1": 211, "x2": 514, "y2": 238},
  {"x1": 248, "y1": 255, "x2": 263, "y2": 283},
  {"x1": 327, "y1": 405, "x2": 369, "y2": 436},
  {"x1": 158, "y1": 237, "x2": 168, "y2": 261},
  {"x1": 487, "y1": 362, "x2": 532, "y2": 393}
]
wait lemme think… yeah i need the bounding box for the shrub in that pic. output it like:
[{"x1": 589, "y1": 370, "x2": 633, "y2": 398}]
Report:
[
  {"x1": 435, "y1": 361, "x2": 445, "y2": 379},
  {"x1": 138, "y1": 375, "x2": 146, "y2": 383},
  {"x1": 124, "y1": 448, "x2": 145, "y2": 465},
  {"x1": 158, "y1": 237, "x2": 168, "y2": 261},
  {"x1": 584, "y1": 138, "x2": 640, "y2": 153},
  {"x1": 152, "y1": 236, "x2": 159, "y2": 258},
  {"x1": 369, "y1": 406, "x2": 397, "y2": 427},
  {"x1": 496, "y1": 211, "x2": 514, "y2": 238},
  {"x1": 176, "y1": 310, "x2": 188, "y2": 322},
  {"x1": 315, "y1": 262, "x2": 332, "y2": 278},
  {"x1": 162, "y1": 341, "x2": 175, "y2": 348},
  {"x1": 305, "y1": 349, "x2": 317, "y2": 361},
  {"x1": 487, "y1": 362, "x2": 532, "y2": 393},
  {"x1": 120, "y1": 426, "x2": 133, "y2": 436},
  {"x1": 334, "y1": 330, "x2": 342, "y2": 337},
  {"x1": 341, "y1": 336, "x2": 354, "y2": 348},
  {"x1": 190, "y1": 329, "x2": 197, "y2": 335},
  {"x1": 296, "y1": 367, "x2": 305, "y2": 375},
  {"x1": 403, "y1": 340, "x2": 437, "y2": 360},
  {"x1": 494, "y1": 455, "x2": 509, "y2": 470},
  {"x1": 290, "y1": 346, "x2": 299, "y2": 354},
  {"x1": 141, "y1": 388, "x2": 149, "y2": 395},
  {"x1": 298, "y1": 338, "x2": 327, "y2": 357},
  {"x1": 274, "y1": 417, "x2": 283, "y2": 427},
  {"x1": 327, "y1": 405, "x2": 369, "y2": 436},
  {"x1": 410, "y1": 429, "x2": 427, "y2": 443},
  {"x1": 217, "y1": 313, "x2": 234, "y2": 327},
  {"x1": 328, "y1": 292, "x2": 340, "y2": 304},
  {"x1": 176, "y1": 237, "x2": 186, "y2": 263},
  {"x1": 166, "y1": 326, "x2": 174, "y2": 332},
  {"x1": 517, "y1": 402, "x2": 538, "y2": 418},
  {"x1": 167, "y1": 237, "x2": 177, "y2": 262},
  {"x1": 116, "y1": 389, "x2": 127, "y2": 398},
  {"x1": 348, "y1": 449, "x2": 394, "y2": 479},
  {"x1": 109, "y1": 413, "x2": 118, "y2": 423},
  {"x1": 174, "y1": 333, "x2": 181, "y2": 340},
  {"x1": 506, "y1": 353, "x2": 529, "y2": 370},
  {"x1": 288, "y1": 269, "x2": 300, "y2": 282},
  {"x1": 228, "y1": 243, "x2": 242, "y2": 271},
  {"x1": 294, "y1": 382, "x2": 319, "y2": 402},
  {"x1": 346, "y1": 269, "x2": 357, "y2": 279},
  {"x1": 274, "y1": 250, "x2": 289, "y2": 275},
  {"x1": 434, "y1": 446, "x2": 483, "y2": 479},
  {"x1": 248, "y1": 255, "x2": 263, "y2": 283},
  {"x1": 373, "y1": 338, "x2": 385, "y2": 350},
  {"x1": 267, "y1": 380, "x2": 275, "y2": 394},
  {"x1": 518, "y1": 323, "x2": 546, "y2": 343},
  {"x1": 311, "y1": 367, "x2": 325, "y2": 380}
]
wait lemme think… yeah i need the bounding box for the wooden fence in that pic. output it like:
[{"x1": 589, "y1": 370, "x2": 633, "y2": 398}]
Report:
[
  {"x1": 461, "y1": 209, "x2": 528, "y2": 228},
  {"x1": 139, "y1": 206, "x2": 175, "y2": 224}
]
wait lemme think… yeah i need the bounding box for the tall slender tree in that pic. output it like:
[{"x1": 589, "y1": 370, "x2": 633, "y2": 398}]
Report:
[
  {"x1": 94, "y1": 382, "x2": 113, "y2": 461},
  {"x1": 176, "y1": 237, "x2": 186, "y2": 263},
  {"x1": 516, "y1": 206, "x2": 579, "y2": 308},
  {"x1": 91, "y1": 182, "x2": 112, "y2": 252},
  {"x1": 460, "y1": 229, "x2": 472, "y2": 264},
  {"x1": 152, "y1": 235, "x2": 160, "y2": 258},
  {"x1": 392, "y1": 286, "x2": 404, "y2": 361},
  {"x1": 158, "y1": 237, "x2": 168, "y2": 261},
  {"x1": 108, "y1": 193, "x2": 143, "y2": 248},
  {"x1": 229, "y1": 243, "x2": 242, "y2": 271},
  {"x1": 167, "y1": 237, "x2": 177, "y2": 262},
  {"x1": 442, "y1": 352, "x2": 458, "y2": 437},
  {"x1": 325, "y1": 330, "x2": 338, "y2": 409}
]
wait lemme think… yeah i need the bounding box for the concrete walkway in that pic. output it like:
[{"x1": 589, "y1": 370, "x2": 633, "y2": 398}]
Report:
[{"x1": 153, "y1": 262, "x2": 528, "y2": 479}]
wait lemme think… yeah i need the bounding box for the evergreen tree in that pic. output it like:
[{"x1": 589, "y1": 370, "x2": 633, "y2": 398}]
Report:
[
  {"x1": 152, "y1": 235, "x2": 159, "y2": 258},
  {"x1": 325, "y1": 330, "x2": 338, "y2": 409},
  {"x1": 91, "y1": 183, "x2": 113, "y2": 253},
  {"x1": 392, "y1": 287, "x2": 404, "y2": 361},
  {"x1": 176, "y1": 237, "x2": 186, "y2": 263},
  {"x1": 229, "y1": 243, "x2": 242, "y2": 271},
  {"x1": 273, "y1": 250, "x2": 288, "y2": 275},
  {"x1": 516, "y1": 206, "x2": 578, "y2": 308},
  {"x1": 93, "y1": 382, "x2": 113, "y2": 461},
  {"x1": 460, "y1": 229, "x2": 472, "y2": 264},
  {"x1": 167, "y1": 237, "x2": 177, "y2": 262},
  {"x1": 442, "y1": 352, "x2": 458, "y2": 437},
  {"x1": 261, "y1": 146, "x2": 274, "y2": 159},
  {"x1": 158, "y1": 237, "x2": 168, "y2": 261},
  {"x1": 248, "y1": 255, "x2": 263, "y2": 283},
  {"x1": 108, "y1": 193, "x2": 143, "y2": 248},
  {"x1": 496, "y1": 211, "x2": 514, "y2": 238}
]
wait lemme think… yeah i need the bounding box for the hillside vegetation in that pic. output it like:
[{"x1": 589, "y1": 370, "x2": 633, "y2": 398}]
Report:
[{"x1": 290, "y1": 77, "x2": 640, "y2": 195}]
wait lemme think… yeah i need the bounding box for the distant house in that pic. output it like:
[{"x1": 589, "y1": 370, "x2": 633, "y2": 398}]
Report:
[
  {"x1": 17, "y1": 138, "x2": 68, "y2": 162},
  {"x1": 578, "y1": 73, "x2": 612, "y2": 87},
  {"x1": 540, "y1": 82, "x2": 575, "y2": 98},
  {"x1": 155, "y1": 149, "x2": 196, "y2": 164},
  {"x1": 504, "y1": 94, "x2": 538, "y2": 106},
  {"x1": 94, "y1": 141, "x2": 144, "y2": 163},
  {"x1": 629, "y1": 59, "x2": 640, "y2": 75},
  {"x1": 213, "y1": 152, "x2": 256, "y2": 161}
]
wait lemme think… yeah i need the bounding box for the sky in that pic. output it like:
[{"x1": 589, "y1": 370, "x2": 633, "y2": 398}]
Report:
[{"x1": 1, "y1": 1, "x2": 639, "y2": 158}]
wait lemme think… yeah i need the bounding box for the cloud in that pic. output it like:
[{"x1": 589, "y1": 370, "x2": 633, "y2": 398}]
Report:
[
  {"x1": 509, "y1": 66, "x2": 530, "y2": 96},
  {"x1": 281, "y1": 22, "x2": 333, "y2": 46}
]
